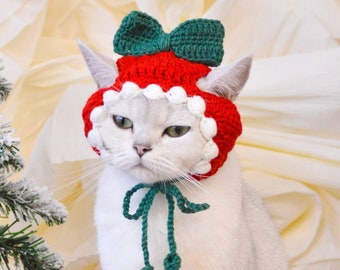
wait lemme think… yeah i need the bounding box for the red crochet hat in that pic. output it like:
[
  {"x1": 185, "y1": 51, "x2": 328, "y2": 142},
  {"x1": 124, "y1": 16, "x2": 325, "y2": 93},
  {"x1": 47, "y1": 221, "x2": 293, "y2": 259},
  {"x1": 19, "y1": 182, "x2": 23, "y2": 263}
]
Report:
[{"x1": 82, "y1": 11, "x2": 242, "y2": 178}]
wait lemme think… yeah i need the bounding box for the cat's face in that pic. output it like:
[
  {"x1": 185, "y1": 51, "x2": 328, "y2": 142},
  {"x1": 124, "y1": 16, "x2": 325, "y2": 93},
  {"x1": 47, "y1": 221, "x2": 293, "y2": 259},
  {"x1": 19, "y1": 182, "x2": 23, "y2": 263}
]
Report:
[
  {"x1": 88, "y1": 82, "x2": 220, "y2": 183},
  {"x1": 97, "y1": 94, "x2": 207, "y2": 183}
]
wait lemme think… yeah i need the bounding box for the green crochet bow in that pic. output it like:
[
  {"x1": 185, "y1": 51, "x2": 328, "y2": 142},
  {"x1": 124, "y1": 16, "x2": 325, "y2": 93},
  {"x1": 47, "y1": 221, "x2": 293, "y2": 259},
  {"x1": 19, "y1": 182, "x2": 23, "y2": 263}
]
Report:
[
  {"x1": 114, "y1": 11, "x2": 225, "y2": 67},
  {"x1": 123, "y1": 182, "x2": 210, "y2": 270}
]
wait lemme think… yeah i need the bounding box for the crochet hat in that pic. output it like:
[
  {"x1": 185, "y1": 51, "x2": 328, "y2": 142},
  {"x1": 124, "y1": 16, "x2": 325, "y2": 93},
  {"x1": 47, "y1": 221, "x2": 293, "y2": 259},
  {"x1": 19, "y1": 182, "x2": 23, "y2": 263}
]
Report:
[{"x1": 82, "y1": 11, "x2": 242, "y2": 179}]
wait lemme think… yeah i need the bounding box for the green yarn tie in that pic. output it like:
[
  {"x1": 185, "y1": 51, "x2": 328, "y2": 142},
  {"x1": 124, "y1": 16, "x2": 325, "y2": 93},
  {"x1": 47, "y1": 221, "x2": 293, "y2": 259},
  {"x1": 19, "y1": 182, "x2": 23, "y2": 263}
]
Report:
[
  {"x1": 123, "y1": 182, "x2": 210, "y2": 270},
  {"x1": 114, "y1": 11, "x2": 225, "y2": 67}
]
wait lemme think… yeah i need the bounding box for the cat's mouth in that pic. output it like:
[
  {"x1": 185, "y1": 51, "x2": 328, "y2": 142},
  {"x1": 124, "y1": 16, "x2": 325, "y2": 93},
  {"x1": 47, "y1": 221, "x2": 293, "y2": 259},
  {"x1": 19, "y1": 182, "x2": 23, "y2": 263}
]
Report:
[
  {"x1": 129, "y1": 159, "x2": 163, "y2": 183},
  {"x1": 134, "y1": 162, "x2": 147, "y2": 169},
  {"x1": 133, "y1": 159, "x2": 151, "y2": 172}
]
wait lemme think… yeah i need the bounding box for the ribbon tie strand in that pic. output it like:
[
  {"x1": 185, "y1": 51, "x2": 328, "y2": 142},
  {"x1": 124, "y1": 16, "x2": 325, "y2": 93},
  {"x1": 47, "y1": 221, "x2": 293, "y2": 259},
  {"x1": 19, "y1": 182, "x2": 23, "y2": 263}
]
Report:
[{"x1": 123, "y1": 182, "x2": 210, "y2": 270}]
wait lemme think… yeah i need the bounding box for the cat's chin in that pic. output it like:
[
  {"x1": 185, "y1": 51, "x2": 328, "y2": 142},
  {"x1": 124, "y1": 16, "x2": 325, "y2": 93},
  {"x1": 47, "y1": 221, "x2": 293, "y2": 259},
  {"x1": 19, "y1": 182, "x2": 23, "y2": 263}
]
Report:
[{"x1": 128, "y1": 164, "x2": 165, "y2": 184}]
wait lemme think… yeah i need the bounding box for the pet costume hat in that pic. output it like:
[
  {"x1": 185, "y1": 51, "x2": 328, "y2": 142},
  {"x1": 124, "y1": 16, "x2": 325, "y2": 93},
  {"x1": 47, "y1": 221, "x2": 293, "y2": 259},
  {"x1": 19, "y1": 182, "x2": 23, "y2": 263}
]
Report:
[{"x1": 82, "y1": 11, "x2": 242, "y2": 178}]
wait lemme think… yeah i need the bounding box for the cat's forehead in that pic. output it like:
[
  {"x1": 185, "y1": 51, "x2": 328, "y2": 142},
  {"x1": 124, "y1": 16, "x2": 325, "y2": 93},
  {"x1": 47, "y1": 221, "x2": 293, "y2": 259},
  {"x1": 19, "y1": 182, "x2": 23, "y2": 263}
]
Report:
[{"x1": 107, "y1": 94, "x2": 197, "y2": 124}]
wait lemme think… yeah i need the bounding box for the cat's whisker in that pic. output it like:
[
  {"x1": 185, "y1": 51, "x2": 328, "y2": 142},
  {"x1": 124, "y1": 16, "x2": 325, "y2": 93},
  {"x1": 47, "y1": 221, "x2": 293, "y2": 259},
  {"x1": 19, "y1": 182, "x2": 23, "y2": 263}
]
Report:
[
  {"x1": 57, "y1": 175, "x2": 99, "y2": 206},
  {"x1": 73, "y1": 181, "x2": 98, "y2": 204},
  {"x1": 53, "y1": 176, "x2": 91, "y2": 193},
  {"x1": 174, "y1": 168, "x2": 209, "y2": 193},
  {"x1": 52, "y1": 167, "x2": 104, "y2": 208},
  {"x1": 53, "y1": 159, "x2": 103, "y2": 177},
  {"x1": 53, "y1": 160, "x2": 104, "y2": 182},
  {"x1": 53, "y1": 162, "x2": 105, "y2": 192},
  {"x1": 178, "y1": 175, "x2": 205, "y2": 192}
]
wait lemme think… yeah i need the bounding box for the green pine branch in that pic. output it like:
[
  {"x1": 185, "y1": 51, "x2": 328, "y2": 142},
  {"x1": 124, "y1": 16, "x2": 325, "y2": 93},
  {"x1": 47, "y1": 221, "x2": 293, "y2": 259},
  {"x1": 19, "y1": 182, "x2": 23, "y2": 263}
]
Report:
[
  {"x1": 0, "y1": 68, "x2": 11, "y2": 103},
  {"x1": 0, "y1": 221, "x2": 63, "y2": 270}
]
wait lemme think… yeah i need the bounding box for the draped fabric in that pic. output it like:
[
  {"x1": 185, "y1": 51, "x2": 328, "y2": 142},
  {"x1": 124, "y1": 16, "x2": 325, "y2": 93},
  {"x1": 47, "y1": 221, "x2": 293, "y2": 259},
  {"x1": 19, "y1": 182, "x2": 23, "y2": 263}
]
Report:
[{"x1": 0, "y1": 1, "x2": 339, "y2": 269}]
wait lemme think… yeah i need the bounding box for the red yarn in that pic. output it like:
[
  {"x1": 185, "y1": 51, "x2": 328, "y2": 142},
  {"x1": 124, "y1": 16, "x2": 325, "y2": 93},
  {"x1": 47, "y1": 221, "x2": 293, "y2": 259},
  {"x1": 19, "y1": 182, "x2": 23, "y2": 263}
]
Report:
[
  {"x1": 82, "y1": 51, "x2": 242, "y2": 178},
  {"x1": 82, "y1": 87, "x2": 106, "y2": 137},
  {"x1": 113, "y1": 52, "x2": 210, "y2": 90}
]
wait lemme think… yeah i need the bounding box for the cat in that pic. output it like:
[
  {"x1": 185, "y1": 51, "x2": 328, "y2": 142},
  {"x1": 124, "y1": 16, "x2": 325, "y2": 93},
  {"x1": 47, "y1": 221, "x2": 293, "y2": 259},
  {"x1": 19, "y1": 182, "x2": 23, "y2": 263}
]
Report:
[{"x1": 78, "y1": 39, "x2": 288, "y2": 270}]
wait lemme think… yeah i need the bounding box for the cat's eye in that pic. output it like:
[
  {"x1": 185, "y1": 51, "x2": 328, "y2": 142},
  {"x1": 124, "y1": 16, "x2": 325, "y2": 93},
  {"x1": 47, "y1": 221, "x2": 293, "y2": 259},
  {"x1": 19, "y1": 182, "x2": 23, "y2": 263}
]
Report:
[
  {"x1": 113, "y1": 115, "x2": 133, "y2": 129},
  {"x1": 164, "y1": 126, "x2": 190, "y2": 137}
]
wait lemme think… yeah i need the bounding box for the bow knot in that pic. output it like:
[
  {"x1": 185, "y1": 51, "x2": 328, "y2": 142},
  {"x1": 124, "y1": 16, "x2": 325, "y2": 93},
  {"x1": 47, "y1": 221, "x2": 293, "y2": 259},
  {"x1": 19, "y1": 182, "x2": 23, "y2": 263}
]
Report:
[
  {"x1": 114, "y1": 11, "x2": 225, "y2": 66},
  {"x1": 123, "y1": 181, "x2": 210, "y2": 270}
]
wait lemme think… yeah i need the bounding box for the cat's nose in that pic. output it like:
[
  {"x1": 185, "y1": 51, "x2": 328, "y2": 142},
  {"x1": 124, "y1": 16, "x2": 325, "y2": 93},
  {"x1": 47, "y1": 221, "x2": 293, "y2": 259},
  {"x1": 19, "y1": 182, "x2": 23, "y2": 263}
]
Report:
[{"x1": 133, "y1": 144, "x2": 152, "y2": 157}]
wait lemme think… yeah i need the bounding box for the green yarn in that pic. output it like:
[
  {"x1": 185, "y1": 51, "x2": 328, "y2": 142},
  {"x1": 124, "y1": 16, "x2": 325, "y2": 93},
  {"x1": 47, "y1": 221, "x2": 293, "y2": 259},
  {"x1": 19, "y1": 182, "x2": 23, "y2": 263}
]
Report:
[
  {"x1": 114, "y1": 11, "x2": 225, "y2": 67},
  {"x1": 123, "y1": 182, "x2": 210, "y2": 270}
]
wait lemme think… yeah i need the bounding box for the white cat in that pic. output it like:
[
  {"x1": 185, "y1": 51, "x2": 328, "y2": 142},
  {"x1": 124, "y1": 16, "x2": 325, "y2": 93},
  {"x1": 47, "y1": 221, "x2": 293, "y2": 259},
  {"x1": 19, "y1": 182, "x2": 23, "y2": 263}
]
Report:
[{"x1": 79, "y1": 40, "x2": 288, "y2": 270}]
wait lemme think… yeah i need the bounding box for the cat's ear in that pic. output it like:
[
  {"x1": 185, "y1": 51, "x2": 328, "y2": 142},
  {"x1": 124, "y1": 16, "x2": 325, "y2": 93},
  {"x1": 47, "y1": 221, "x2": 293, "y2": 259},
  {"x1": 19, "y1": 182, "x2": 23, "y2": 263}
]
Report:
[
  {"x1": 77, "y1": 40, "x2": 118, "y2": 88},
  {"x1": 197, "y1": 56, "x2": 252, "y2": 101}
]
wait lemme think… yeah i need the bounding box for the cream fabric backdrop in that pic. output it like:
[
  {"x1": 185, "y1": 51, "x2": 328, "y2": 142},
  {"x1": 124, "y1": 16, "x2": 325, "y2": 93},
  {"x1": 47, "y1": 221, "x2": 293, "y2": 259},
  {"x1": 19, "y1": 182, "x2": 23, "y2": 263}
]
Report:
[{"x1": 1, "y1": 0, "x2": 340, "y2": 269}]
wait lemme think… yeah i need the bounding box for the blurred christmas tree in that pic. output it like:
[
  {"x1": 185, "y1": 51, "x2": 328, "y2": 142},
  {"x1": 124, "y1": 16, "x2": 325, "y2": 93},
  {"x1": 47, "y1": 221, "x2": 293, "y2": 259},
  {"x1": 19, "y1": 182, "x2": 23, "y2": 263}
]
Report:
[{"x1": 0, "y1": 67, "x2": 67, "y2": 269}]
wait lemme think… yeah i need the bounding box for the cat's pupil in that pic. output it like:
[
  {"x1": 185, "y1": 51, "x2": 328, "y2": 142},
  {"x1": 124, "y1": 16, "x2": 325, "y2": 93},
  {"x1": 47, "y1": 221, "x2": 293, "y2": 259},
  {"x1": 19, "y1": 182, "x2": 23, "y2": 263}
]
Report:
[
  {"x1": 113, "y1": 115, "x2": 133, "y2": 129},
  {"x1": 164, "y1": 126, "x2": 190, "y2": 137}
]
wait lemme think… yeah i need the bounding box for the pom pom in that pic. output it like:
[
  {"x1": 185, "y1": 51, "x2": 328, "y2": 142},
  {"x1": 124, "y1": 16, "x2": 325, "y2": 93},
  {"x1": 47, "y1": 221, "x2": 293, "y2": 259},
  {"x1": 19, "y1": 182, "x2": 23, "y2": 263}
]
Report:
[
  {"x1": 120, "y1": 81, "x2": 140, "y2": 99},
  {"x1": 166, "y1": 86, "x2": 187, "y2": 104},
  {"x1": 203, "y1": 140, "x2": 219, "y2": 161},
  {"x1": 143, "y1": 84, "x2": 165, "y2": 100},
  {"x1": 187, "y1": 96, "x2": 206, "y2": 116},
  {"x1": 90, "y1": 106, "x2": 107, "y2": 125},
  {"x1": 103, "y1": 90, "x2": 119, "y2": 107},
  {"x1": 87, "y1": 129, "x2": 103, "y2": 148},
  {"x1": 192, "y1": 161, "x2": 211, "y2": 175},
  {"x1": 200, "y1": 117, "x2": 217, "y2": 140}
]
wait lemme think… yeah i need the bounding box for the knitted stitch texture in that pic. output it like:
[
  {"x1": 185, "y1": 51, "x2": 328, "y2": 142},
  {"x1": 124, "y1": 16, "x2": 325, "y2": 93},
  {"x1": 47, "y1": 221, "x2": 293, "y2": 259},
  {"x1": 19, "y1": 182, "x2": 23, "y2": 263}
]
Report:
[
  {"x1": 114, "y1": 11, "x2": 224, "y2": 67},
  {"x1": 82, "y1": 51, "x2": 242, "y2": 178}
]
